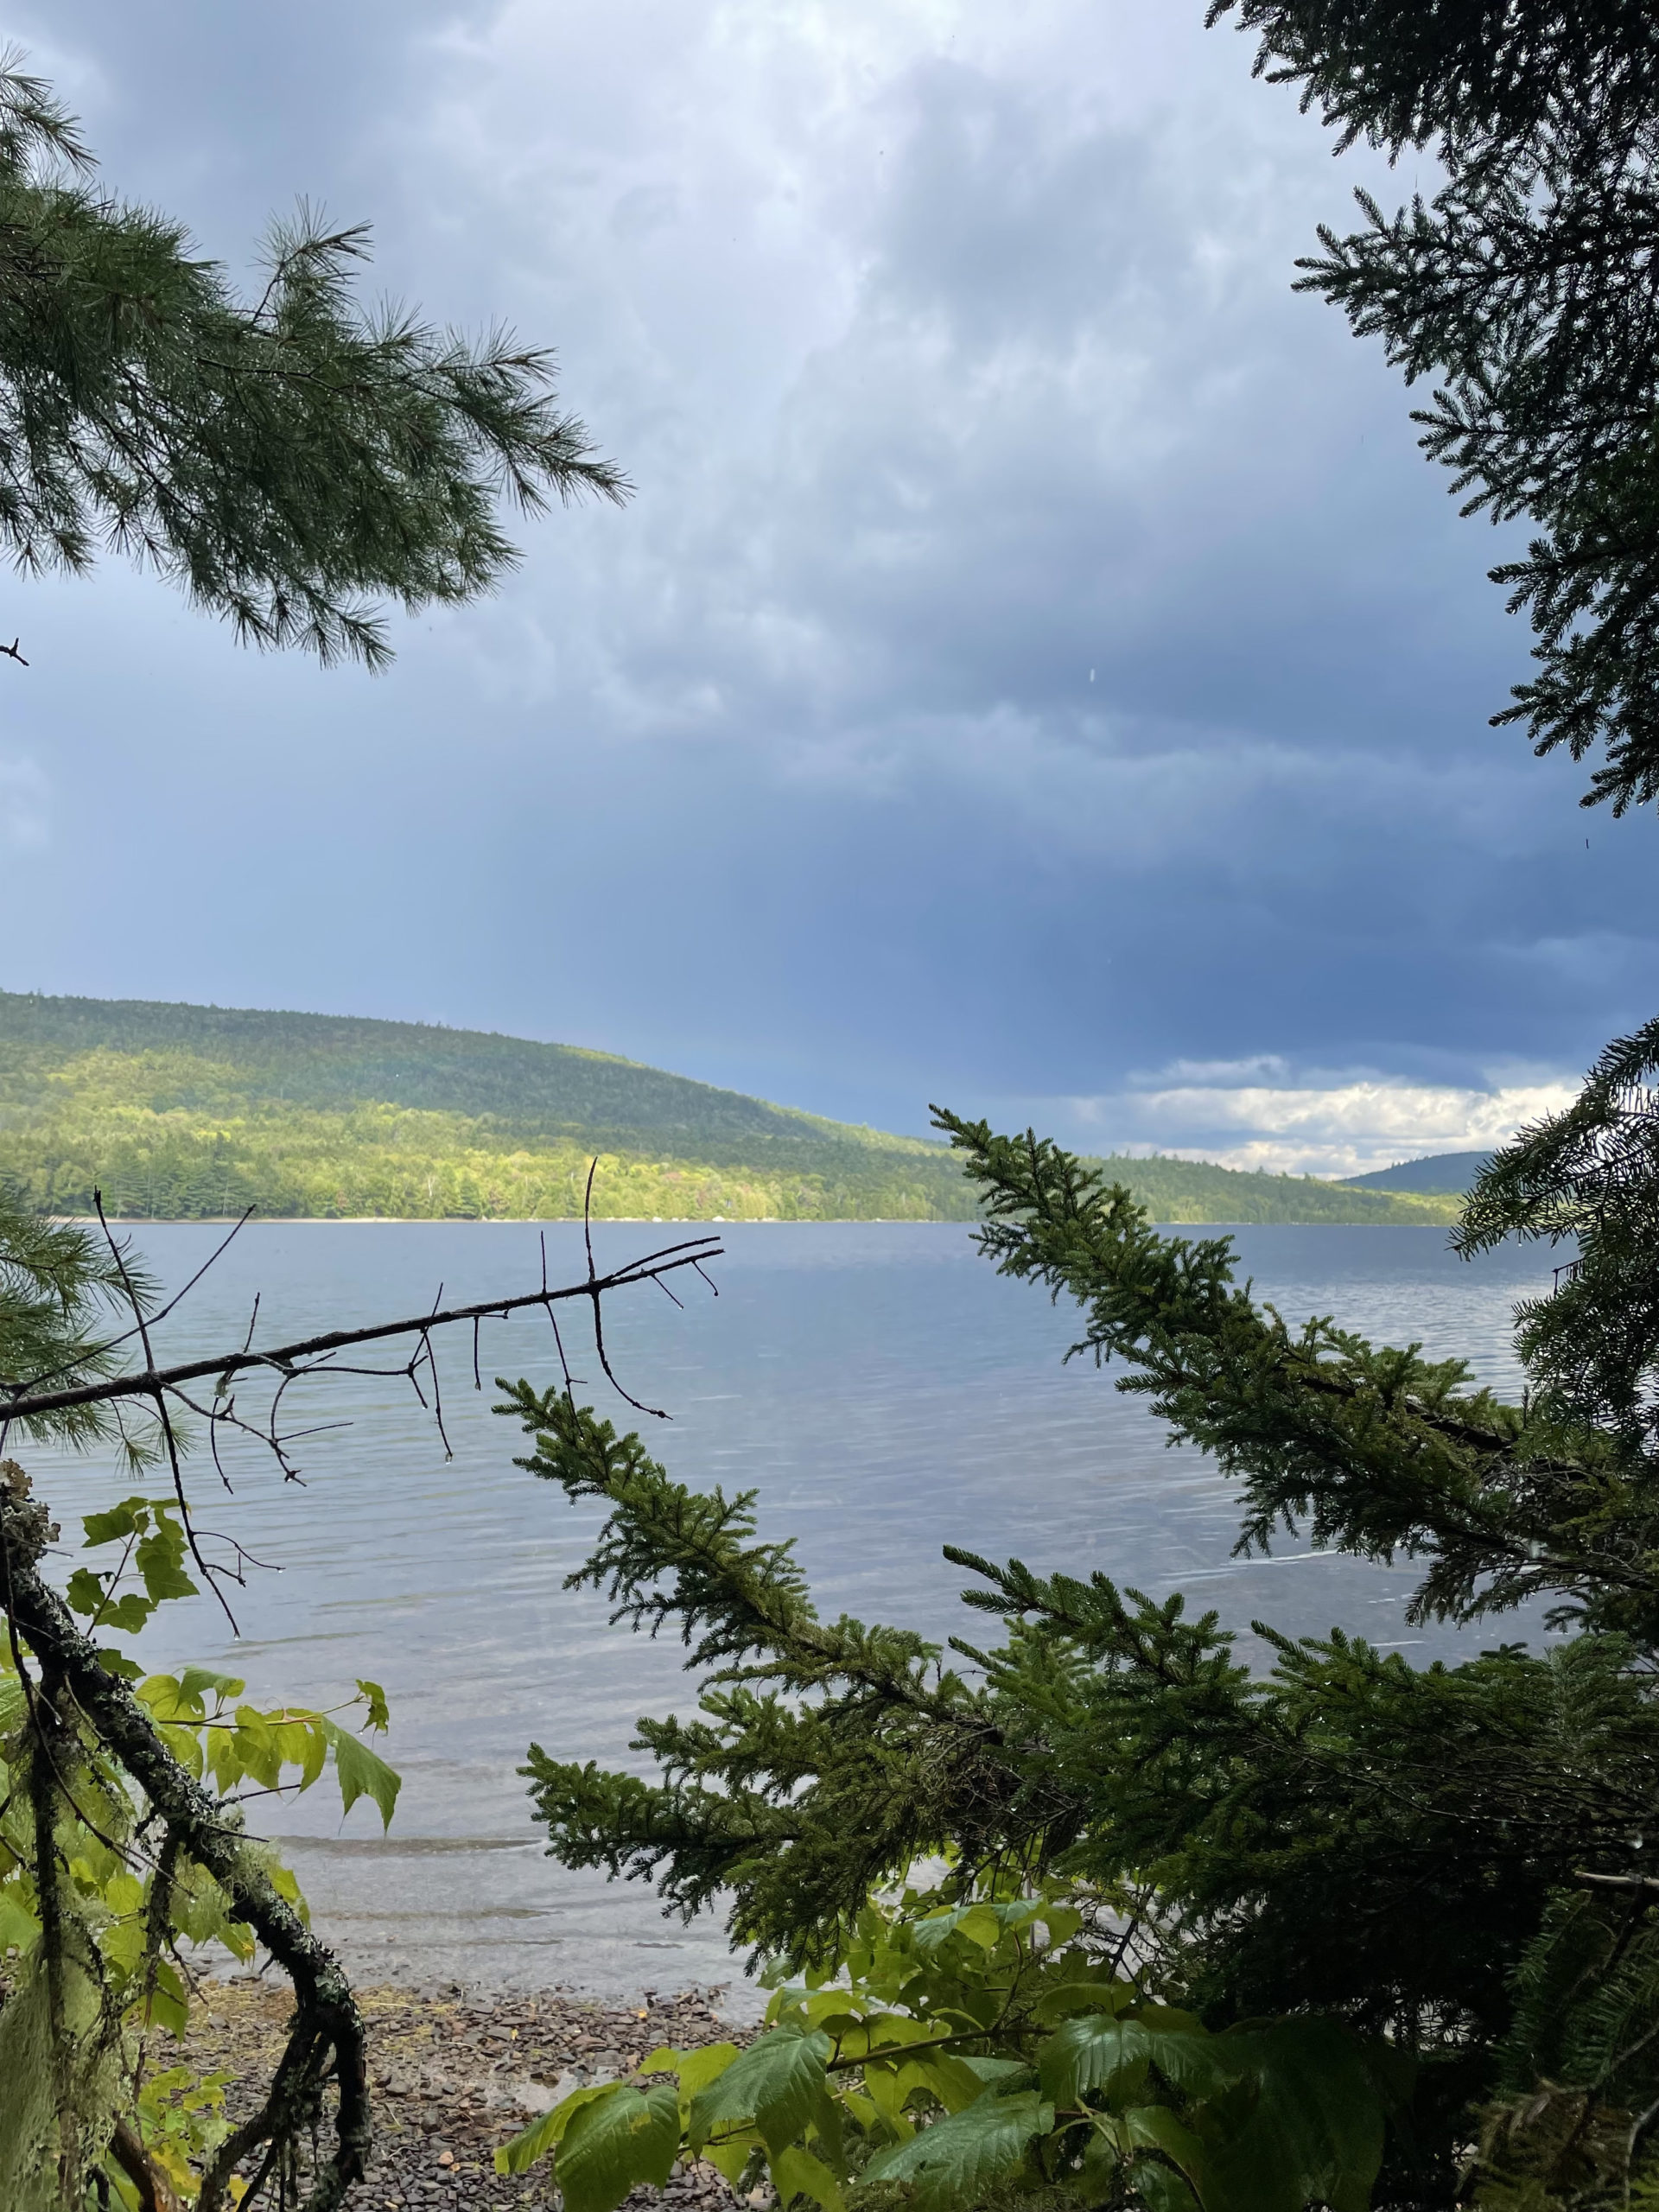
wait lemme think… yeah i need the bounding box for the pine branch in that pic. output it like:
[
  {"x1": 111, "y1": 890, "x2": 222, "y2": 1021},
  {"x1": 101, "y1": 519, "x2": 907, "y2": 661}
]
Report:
[{"x1": 0, "y1": 108, "x2": 626, "y2": 664}]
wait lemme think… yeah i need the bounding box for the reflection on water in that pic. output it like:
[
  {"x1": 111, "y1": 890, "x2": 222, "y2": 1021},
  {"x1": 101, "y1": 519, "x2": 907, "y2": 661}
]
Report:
[{"x1": 28, "y1": 1219, "x2": 1557, "y2": 2002}]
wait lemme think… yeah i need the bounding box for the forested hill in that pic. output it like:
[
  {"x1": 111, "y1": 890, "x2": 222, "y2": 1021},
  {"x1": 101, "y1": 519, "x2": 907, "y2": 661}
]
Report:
[
  {"x1": 1113, "y1": 1152, "x2": 1458, "y2": 1226},
  {"x1": 1341, "y1": 1150, "x2": 1492, "y2": 1194},
  {"x1": 0, "y1": 993, "x2": 1459, "y2": 1224}
]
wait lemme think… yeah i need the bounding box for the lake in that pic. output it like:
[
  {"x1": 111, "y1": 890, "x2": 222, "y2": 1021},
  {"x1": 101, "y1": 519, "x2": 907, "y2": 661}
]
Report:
[{"x1": 24, "y1": 1218, "x2": 1558, "y2": 2009}]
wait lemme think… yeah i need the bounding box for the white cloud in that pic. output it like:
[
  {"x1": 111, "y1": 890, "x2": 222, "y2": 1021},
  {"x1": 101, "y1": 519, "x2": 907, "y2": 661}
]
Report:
[
  {"x1": 409, "y1": 0, "x2": 1424, "y2": 762},
  {"x1": 1016, "y1": 1071, "x2": 1581, "y2": 1177},
  {"x1": 0, "y1": 0, "x2": 1645, "y2": 1133}
]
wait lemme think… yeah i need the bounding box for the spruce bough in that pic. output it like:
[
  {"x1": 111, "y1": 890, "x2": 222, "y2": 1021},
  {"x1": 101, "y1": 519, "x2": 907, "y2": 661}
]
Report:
[
  {"x1": 502, "y1": 1053, "x2": 1659, "y2": 2210},
  {"x1": 1208, "y1": 0, "x2": 1659, "y2": 812}
]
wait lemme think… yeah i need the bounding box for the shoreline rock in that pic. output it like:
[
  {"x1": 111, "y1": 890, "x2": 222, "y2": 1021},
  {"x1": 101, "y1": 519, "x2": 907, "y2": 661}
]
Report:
[{"x1": 183, "y1": 1977, "x2": 749, "y2": 2209}]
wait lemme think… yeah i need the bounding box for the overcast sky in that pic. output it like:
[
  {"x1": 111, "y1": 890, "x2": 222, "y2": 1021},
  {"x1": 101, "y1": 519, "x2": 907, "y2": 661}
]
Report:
[{"x1": 1, "y1": 0, "x2": 1650, "y2": 1173}]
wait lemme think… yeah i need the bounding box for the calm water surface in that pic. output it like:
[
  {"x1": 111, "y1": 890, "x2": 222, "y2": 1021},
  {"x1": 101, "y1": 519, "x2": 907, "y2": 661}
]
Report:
[{"x1": 28, "y1": 1220, "x2": 1557, "y2": 2005}]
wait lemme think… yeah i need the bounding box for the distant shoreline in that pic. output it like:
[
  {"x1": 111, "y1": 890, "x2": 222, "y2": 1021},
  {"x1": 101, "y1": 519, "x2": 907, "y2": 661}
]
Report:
[
  {"x1": 60, "y1": 1212, "x2": 1454, "y2": 1230},
  {"x1": 0, "y1": 988, "x2": 1459, "y2": 1232}
]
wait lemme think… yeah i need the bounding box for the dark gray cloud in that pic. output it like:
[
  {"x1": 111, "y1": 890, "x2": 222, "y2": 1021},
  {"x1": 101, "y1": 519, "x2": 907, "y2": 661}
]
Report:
[{"x1": 1, "y1": 0, "x2": 1650, "y2": 1167}]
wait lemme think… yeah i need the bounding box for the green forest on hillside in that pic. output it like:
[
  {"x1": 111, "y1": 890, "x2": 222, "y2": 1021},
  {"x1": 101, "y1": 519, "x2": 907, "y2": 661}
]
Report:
[
  {"x1": 0, "y1": 994, "x2": 1459, "y2": 1224},
  {"x1": 1117, "y1": 1148, "x2": 1457, "y2": 1225}
]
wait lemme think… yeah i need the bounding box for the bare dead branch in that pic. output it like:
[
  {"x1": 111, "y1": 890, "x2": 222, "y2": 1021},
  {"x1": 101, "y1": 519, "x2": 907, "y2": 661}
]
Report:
[
  {"x1": 92, "y1": 1194, "x2": 239, "y2": 1631},
  {"x1": 0, "y1": 1232, "x2": 721, "y2": 1425},
  {"x1": 580, "y1": 1156, "x2": 669, "y2": 1419}
]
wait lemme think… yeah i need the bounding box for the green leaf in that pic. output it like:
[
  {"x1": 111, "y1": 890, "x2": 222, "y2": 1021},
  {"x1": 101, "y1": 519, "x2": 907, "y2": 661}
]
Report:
[
  {"x1": 496, "y1": 2081, "x2": 624, "y2": 2175},
  {"x1": 229, "y1": 1707, "x2": 283, "y2": 1790},
  {"x1": 862, "y1": 2062, "x2": 917, "y2": 2142},
  {"x1": 958, "y1": 2056, "x2": 1034, "y2": 2092},
  {"x1": 690, "y1": 2027, "x2": 832, "y2": 2158},
  {"x1": 137, "y1": 1524, "x2": 197, "y2": 1605},
  {"x1": 1039, "y1": 1904, "x2": 1085, "y2": 1947},
  {"x1": 794, "y1": 1986, "x2": 875, "y2": 2031},
  {"x1": 355, "y1": 1677, "x2": 391, "y2": 1731},
  {"x1": 1200, "y1": 2021, "x2": 1386, "y2": 2212},
  {"x1": 890, "y1": 2052, "x2": 998, "y2": 2117},
  {"x1": 156, "y1": 1719, "x2": 205, "y2": 1778},
  {"x1": 703, "y1": 2129, "x2": 762, "y2": 2187},
  {"x1": 1032, "y1": 1974, "x2": 1135, "y2": 2026},
  {"x1": 1122, "y1": 2105, "x2": 1208, "y2": 2186},
  {"x1": 863, "y1": 2089, "x2": 1053, "y2": 2212},
  {"x1": 179, "y1": 1665, "x2": 245, "y2": 1705},
  {"x1": 267, "y1": 1857, "x2": 308, "y2": 1916},
  {"x1": 81, "y1": 1499, "x2": 149, "y2": 1548},
  {"x1": 272, "y1": 1715, "x2": 329, "y2": 1790},
  {"x1": 912, "y1": 1903, "x2": 1000, "y2": 1955},
  {"x1": 103, "y1": 1594, "x2": 156, "y2": 1636},
  {"x1": 770, "y1": 2143, "x2": 845, "y2": 2212},
  {"x1": 496, "y1": 2108, "x2": 563, "y2": 2177},
  {"x1": 1039, "y1": 2015, "x2": 1154, "y2": 2108},
  {"x1": 146, "y1": 1958, "x2": 190, "y2": 2039},
  {"x1": 140, "y1": 1674, "x2": 201, "y2": 1725},
  {"x1": 671, "y1": 2041, "x2": 742, "y2": 2120},
  {"x1": 0, "y1": 1888, "x2": 40, "y2": 1953},
  {"x1": 1132, "y1": 2157, "x2": 1201, "y2": 2212},
  {"x1": 557, "y1": 2082, "x2": 681, "y2": 2212},
  {"x1": 323, "y1": 1719, "x2": 402, "y2": 1829},
  {"x1": 854, "y1": 2013, "x2": 950, "y2": 2056},
  {"x1": 64, "y1": 1567, "x2": 109, "y2": 1618},
  {"x1": 104, "y1": 1871, "x2": 143, "y2": 1918}
]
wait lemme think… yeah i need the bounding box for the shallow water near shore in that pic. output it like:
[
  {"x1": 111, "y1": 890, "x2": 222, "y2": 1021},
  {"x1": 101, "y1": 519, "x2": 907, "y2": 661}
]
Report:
[{"x1": 28, "y1": 1218, "x2": 1557, "y2": 2007}]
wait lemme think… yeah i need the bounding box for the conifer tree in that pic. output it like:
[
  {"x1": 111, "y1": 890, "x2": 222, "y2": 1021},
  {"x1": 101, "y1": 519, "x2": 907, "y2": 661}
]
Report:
[
  {"x1": 0, "y1": 55, "x2": 623, "y2": 668},
  {"x1": 495, "y1": 8, "x2": 1659, "y2": 2211},
  {"x1": 500, "y1": 1064, "x2": 1659, "y2": 2209},
  {"x1": 1209, "y1": 0, "x2": 1659, "y2": 811},
  {"x1": 0, "y1": 47, "x2": 626, "y2": 2208}
]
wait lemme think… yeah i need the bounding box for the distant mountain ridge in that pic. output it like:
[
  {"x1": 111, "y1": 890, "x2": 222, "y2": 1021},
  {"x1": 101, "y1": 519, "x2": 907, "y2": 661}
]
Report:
[
  {"x1": 0, "y1": 992, "x2": 880, "y2": 1157},
  {"x1": 0, "y1": 992, "x2": 1461, "y2": 1225},
  {"x1": 1340, "y1": 1150, "x2": 1493, "y2": 1195}
]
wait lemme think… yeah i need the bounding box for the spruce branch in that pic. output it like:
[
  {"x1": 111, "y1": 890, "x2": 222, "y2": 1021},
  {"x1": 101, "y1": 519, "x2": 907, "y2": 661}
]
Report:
[{"x1": 931, "y1": 1105, "x2": 1656, "y2": 1637}]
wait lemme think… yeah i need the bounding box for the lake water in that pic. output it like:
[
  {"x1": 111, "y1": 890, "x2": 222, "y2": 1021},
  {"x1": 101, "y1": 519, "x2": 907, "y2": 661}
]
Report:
[{"x1": 23, "y1": 1219, "x2": 1559, "y2": 2009}]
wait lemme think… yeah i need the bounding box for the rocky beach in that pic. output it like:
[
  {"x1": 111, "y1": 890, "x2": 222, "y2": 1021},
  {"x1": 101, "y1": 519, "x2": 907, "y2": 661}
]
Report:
[{"x1": 185, "y1": 1980, "x2": 748, "y2": 2211}]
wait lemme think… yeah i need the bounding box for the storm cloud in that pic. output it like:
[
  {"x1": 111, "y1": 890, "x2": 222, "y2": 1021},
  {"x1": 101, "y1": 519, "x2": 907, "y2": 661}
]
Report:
[{"x1": 3, "y1": 0, "x2": 1650, "y2": 1170}]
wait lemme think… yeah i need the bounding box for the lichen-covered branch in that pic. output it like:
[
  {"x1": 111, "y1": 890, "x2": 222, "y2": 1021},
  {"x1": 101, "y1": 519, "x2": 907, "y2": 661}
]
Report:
[{"x1": 0, "y1": 1462, "x2": 367, "y2": 2210}]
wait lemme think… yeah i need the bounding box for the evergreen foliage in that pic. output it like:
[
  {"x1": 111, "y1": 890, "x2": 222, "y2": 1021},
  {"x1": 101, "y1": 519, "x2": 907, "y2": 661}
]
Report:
[
  {"x1": 0, "y1": 58, "x2": 622, "y2": 664},
  {"x1": 0, "y1": 1185, "x2": 156, "y2": 1459},
  {"x1": 488, "y1": 5, "x2": 1659, "y2": 2203},
  {"x1": 498, "y1": 1060, "x2": 1659, "y2": 2210},
  {"x1": 0, "y1": 43, "x2": 620, "y2": 2203},
  {"x1": 1209, "y1": 0, "x2": 1659, "y2": 810}
]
